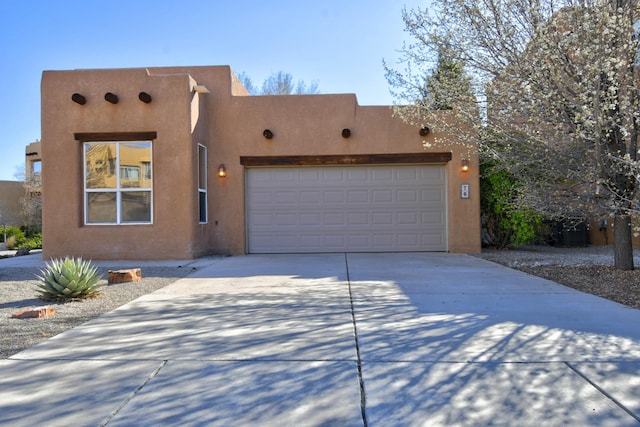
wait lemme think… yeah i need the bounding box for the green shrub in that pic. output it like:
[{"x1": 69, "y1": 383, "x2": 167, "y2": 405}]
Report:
[
  {"x1": 480, "y1": 161, "x2": 544, "y2": 249},
  {"x1": 36, "y1": 257, "x2": 102, "y2": 301},
  {"x1": 2, "y1": 226, "x2": 25, "y2": 248},
  {"x1": 22, "y1": 233, "x2": 42, "y2": 250}
]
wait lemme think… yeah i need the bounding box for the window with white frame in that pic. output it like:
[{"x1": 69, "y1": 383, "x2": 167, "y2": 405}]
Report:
[
  {"x1": 84, "y1": 141, "x2": 152, "y2": 224},
  {"x1": 198, "y1": 144, "x2": 207, "y2": 223}
]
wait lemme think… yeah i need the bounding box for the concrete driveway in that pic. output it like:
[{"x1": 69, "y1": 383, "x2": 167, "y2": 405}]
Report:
[{"x1": 1, "y1": 253, "x2": 640, "y2": 426}]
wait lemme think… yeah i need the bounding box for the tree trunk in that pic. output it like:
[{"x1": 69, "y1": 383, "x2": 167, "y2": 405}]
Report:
[{"x1": 614, "y1": 214, "x2": 634, "y2": 270}]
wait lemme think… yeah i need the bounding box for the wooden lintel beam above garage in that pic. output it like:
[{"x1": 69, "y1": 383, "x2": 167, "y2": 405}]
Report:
[{"x1": 240, "y1": 152, "x2": 452, "y2": 167}]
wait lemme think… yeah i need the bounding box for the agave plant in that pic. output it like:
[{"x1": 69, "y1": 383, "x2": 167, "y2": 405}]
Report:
[{"x1": 37, "y1": 257, "x2": 102, "y2": 301}]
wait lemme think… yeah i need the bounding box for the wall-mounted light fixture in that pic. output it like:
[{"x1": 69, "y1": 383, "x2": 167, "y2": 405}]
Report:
[
  {"x1": 419, "y1": 126, "x2": 430, "y2": 137},
  {"x1": 218, "y1": 164, "x2": 227, "y2": 178},
  {"x1": 263, "y1": 129, "x2": 274, "y2": 139},
  {"x1": 138, "y1": 92, "x2": 152, "y2": 103},
  {"x1": 461, "y1": 159, "x2": 470, "y2": 172},
  {"x1": 342, "y1": 128, "x2": 351, "y2": 138},
  {"x1": 104, "y1": 92, "x2": 119, "y2": 104},
  {"x1": 71, "y1": 93, "x2": 87, "y2": 105}
]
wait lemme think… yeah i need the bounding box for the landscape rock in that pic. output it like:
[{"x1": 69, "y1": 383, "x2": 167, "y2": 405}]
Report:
[
  {"x1": 108, "y1": 268, "x2": 142, "y2": 284},
  {"x1": 12, "y1": 307, "x2": 56, "y2": 319},
  {"x1": 15, "y1": 248, "x2": 31, "y2": 257}
]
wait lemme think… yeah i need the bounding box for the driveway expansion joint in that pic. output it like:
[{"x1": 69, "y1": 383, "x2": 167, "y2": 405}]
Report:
[
  {"x1": 565, "y1": 361, "x2": 640, "y2": 423},
  {"x1": 99, "y1": 360, "x2": 168, "y2": 427},
  {"x1": 345, "y1": 253, "x2": 368, "y2": 427}
]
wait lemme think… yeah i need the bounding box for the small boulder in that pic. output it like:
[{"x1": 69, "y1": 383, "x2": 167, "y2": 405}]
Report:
[
  {"x1": 12, "y1": 307, "x2": 56, "y2": 319},
  {"x1": 108, "y1": 268, "x2": 142, "y2": 284},
  {"x1": 15, "y1": 248, "x2": 31, "y2": 257}
]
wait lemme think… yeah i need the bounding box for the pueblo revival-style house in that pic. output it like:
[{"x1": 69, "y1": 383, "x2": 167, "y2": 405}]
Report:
[{"x1": 41, "y1": 66, "x2": 480, "y2": 260}]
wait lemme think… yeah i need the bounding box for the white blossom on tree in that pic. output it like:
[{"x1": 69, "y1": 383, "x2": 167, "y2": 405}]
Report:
[{"x1": 386, "y1": 0, "x2": 640, "y2": 269}]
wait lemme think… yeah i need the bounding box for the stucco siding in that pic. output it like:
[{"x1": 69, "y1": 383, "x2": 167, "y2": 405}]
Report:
[
  {"x1": 40, "y1": 65, "x2": 480, "y2": 260},
  {"x1": 0, "y1": 181, "x2": 25, "y2": 227}
]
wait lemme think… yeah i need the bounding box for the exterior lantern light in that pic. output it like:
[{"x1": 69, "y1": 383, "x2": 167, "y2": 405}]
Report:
[
  {"x1": 218, "y1": 164, "x2": 227, "y2": 178},
  {"x1": 342, "y1": 128, "x2": 351, "y2": 138},
  {"x1": 461, "y1": 159, "x2": 470, "y2": 172},
  {"x1": 263, "y1": 129, "x2": 274, "y2": 139}
]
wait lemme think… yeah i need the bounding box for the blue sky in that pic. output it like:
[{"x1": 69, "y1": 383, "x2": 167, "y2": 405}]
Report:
[{"x1": 0, "y1": 0, "x2": 426, "y2": 181}]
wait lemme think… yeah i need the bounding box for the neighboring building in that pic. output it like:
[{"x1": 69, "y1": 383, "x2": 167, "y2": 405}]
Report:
[
  {"x1": 25, "y1": 140, "x2": 42, "y2": 180},
  {"x1": 41, "y1": 66, "x2": 481, "y2": 260},
  {"x1": 0, "y1": 141, "x2": 41, "y2": 232},
  {"x1": 23, "y1": 140, "x2": 42, "y2": 232},
  {"x1": 0, "y1": 180, "x2": 24, "y2": 227}
]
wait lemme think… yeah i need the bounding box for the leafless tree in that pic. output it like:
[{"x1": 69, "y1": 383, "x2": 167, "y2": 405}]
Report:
[{"x1": 238, "y1": 71, "x2": 319, "y2": 95}]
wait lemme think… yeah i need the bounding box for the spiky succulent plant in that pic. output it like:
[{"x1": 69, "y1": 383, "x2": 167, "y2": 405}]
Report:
[{"x1": 36, "y1": 257, "x2": 102, "y2": 301}]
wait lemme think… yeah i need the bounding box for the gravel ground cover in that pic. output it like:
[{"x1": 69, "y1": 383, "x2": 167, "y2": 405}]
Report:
[
  {"x1": 0, "y1": 265, "x2": 196, "y2": 359},
  {"x1": 475, "y1": 245, "x2": 640, "y2": 310},
  {"x1": 1, "y1": 246, "x2": 639, "y2": 360}
]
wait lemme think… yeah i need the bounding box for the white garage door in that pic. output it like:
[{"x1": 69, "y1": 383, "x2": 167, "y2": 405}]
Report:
[{"x1": 246, "y1": 165, "x2": 447, "y2": 253}]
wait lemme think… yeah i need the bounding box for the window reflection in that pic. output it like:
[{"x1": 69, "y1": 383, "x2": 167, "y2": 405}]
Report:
[
  {"x1": 122, "y1": 191, "x2": 151, "y2": 222},
  {"x1": 84, "y1": 141, "x2": 152, "y2": 224},
  {"x1": 86, "y1": 192, "x2": 117, "y2": 223},
  {"x1": 85, "y1": 143, "x2": 116, "y2": 189},
  {"x1": 120, "y1": 142, "x2": 152, "y2": 188}
]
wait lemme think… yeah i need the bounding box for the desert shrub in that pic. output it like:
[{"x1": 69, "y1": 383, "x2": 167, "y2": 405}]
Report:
[
  {"x1": 36, "y1": 257, "x2": 102, "y2": 301},
  {"x1": 5, "y1": 235, "x2": 17, "y2": 250},
  {"x1": 21, "y1": 233, "x2": 42, "y2": 250},
  {"x1": 2, "y1": 226, "x2": 25, "y2": 247}
]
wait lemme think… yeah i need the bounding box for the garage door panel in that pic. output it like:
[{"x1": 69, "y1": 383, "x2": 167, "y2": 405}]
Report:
[
  {"x1": 373, "y1": 234, "x2": 394, "y2": 247},
  {"x1": 275, "y1": 170, "x2": 297, "y2": 182},
  {"x1": 299, "y1": 190, "x2": 321, "y2": 203},
  {"x1": 347, "y1": 190, "x2": 369, "y2": 203},
  {"x1": 299, "y1": 168, "x2": 321, "y2": 181},
  {"x1": 421, "y1": 188, "x2": 444, "y2": 201},
  {"x1": 372, "y1": 212, "x2": 393, "y2": 225},
  {"x1": 373, "y1": 190, "x2": 393, "y2": 203},
  {"x1": 324, "y1": 213, "x2": 346, "y2": 225},
  {"x1": 397, "y1": 168, "x2": 419, "y2": 180},
  {"x1": 348, "y1": 213, "x2": 369, "y2": 225},
  {"x1": 397, "y1": 212, "x2": 419, "y2": 225},
  {"x1": 324, "y1": 168, "x2": 345, "y2": 181},
  {"x1": 397, "y1": 190, "x2": 418, "y2": 202},
  {"x1": 371, "y1": 168, "x2": 393, "y2": 181},
  {"x1": 300, "y1": 213, "x2": 322, "y2": 225},
  {"x1": 397, "y1": 233, "x2": 419, "y2": 246},
  {"x1": 250, "y1": 212, "x2": 273, "y2": 226},
  {"x1": 324, "y1": 234, "x2": 346, "y2": 247},
  {"x1": 349, "y1": 234, "x2": 371, "y2": 248},
  {"x1": 275, "y1": 213, "x2": 298, "y2": 226},
  {"x1": 247, "y1": 165, "x2": 447, "y2": 253},
  {"x1": 422, "y1": 211, "x2": 446, "y2": 224},
  {"x1": 324, "y1": 191, "x2": 345, "y2": 203}
]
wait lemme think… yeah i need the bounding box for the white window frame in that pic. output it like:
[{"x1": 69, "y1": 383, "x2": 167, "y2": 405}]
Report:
[
  {"x1": 198, "y1": 143, "x2": 208, "y2": 224},
  {"x1": 84, "y1": 141, "x2": 153, "y2": 225}
]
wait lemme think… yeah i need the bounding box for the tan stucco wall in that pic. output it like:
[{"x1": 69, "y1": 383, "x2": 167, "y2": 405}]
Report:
[
  {"x1": 588, "y1": 218, "x2": 640, "y2": 248},
  {"x1": 0, "y1": 181, "x2": 24, "y2": 226},
  {"x1": 41, "y1": 65, "x2": 480, "y2": 260}
]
